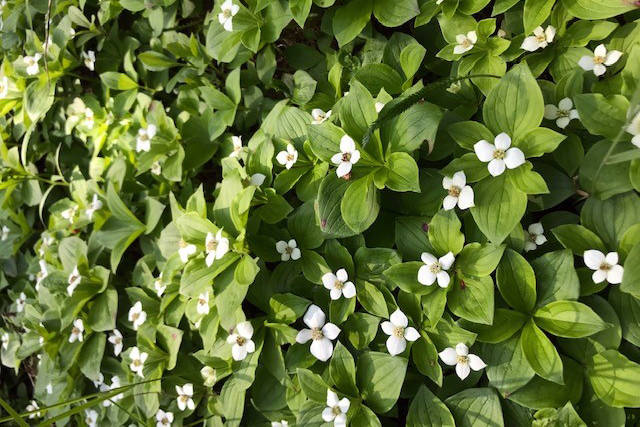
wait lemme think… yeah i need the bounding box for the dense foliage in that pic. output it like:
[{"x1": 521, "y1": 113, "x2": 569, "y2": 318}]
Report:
[{"x1": 2, "y1": 0, "x2": 640, "y2": 425}]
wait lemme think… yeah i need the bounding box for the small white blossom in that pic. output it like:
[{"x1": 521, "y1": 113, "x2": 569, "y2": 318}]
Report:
[
  {"x1": 439, "y1": 343, "x2": 486, "y2": 380},
  {"x1": 92, "y1": 372, "x2": 105, "y2": 388},
  {"x1": 311, "y1": 108, "x2": 331, "y2": 125},
  {"x1": 156, "y1": 409, "x2": 174, "y2": 427},
  {"x1": 322, "y1": 268, "x2": 356, "y2": 300},
  {"x1": 151, "y1": 161, "x2": 162, "y2": 175},
  {"x1": 276, "y1": 239, "x2": 301, "y2": 261},
  {"x1": 296, "y1": 304, "x2": 340, "y2": 362},
  {"x1": 544, "y1": 98, "x2": 579, "y2": 129},
  {"x1": 176, "y1": 383, "x2": 195, "y2": 411},
  {"x1": 61, "y1": 204, "x2": 78, "y2": 222},
  {"x1": 196, "y1": 292, "x2": 210, "y2": 315},
  {"x1": 100, "y1": 375, "x2": 124, "y2": 407},
  {"x1": 84, "y1": 409, "x2": 98, "y2": 427},
  {"x1": 154, "y1": 273, "x2": 165, "y2": 297},
  {"x1": 442, "y1": 171, "x2": 474, "y2": 210},
  {"x1": 205, "y1": 230, "x2": 229, "y2": 267},
  {"x1": 128, "y1": 301, "x2": 147, "y2": 330},
  {"x1": 24, "y1": 53, "x2": 42, "y2": 75},
  {"x1": 322, "y1": 390, "x2": 349, "y2": 427},
  {"x1": 68, "y1": 319, "x2": 84, "y2": 343},
  {"x1": 474, "y1": 133, "x2": 525, "y2": 177},
  {"x1": 218, "y1": 0, "x2": 239, "y2": 32},
  {"x1": 226, "y1": 321, "x2": 255, "y2": 361},
  {"x1": 108, "y1": 329, "x2": 123, "y2": 356},
  {"x1": 331, "y1": 135, "x2": 360, "y2": 178},
  {"x1": 82, "y1": 50, "x2": 96, "y2": 71},
  {"x1": 85, "y1": 194, "x2": 103, "y2": 220},
  {"x1": 626, "y1": 111, "x2": 640, "y2": 148},
  {"x1": 276, "y1": 144, "x2": 299, "y2": 169},
  {"x1": 26, "y1": 400, "x2": 41, "y2": 419},
  {"x1": 454, "y1": 31, "x2": 477, "y2": 55},
  {"x1": 584, "y1": 250, "x2": 624, "y2": 284},
  {"x1": 0, "y1": 225, "x2": 8, "y2": 241},
  {"x1": 67, "y1": 265, "x2": 81, "y2": 296},
  {"x1": 418, "y1": 251, "x2": 455, "y2": 288},
  {"x1": 272, "y1": 421, "x2": 288, "y2": 427},
  {"x1": 0, "y1": 76, "x2": 9, "y2": 98},
  {"x1": 45, "y1": 383, "x2": 53, "y2": 394},
  {"x1": 36, "y1": 259, "x2": 49, "y2": 291},
  {"x1": 229, "y1": 135, "x2": 243, "y2": 158},
  {"x1": 178, "y1": 239, "x2": 197, "y2": 263},
  {"x1": 381, "y1": 309, "x2": 420, "y2": 356},
  {"x1": 200, "y1": 366, "x2": 217, "y2": 387},
  {"x1": 579, "y1": 44, "x2": 622, "y2": 77},
  {"x1": 521, "y1": 26, "x2": 556, "y2": 52},
  {"x1": 524, "y1": 223, "x2": 547, "y2": 252},
  {"x1": 136, "y1": 124, "x2": 156, "y2": 152},
  {"x1": 129, "y1": 346, "x2": 148, "y2": 377},
  {"x1": 1, "y1": 333, "x2": 8, "y2": 350},
  {"x1": 15, "y1": 292, "x2": 26, "y2": 313}
]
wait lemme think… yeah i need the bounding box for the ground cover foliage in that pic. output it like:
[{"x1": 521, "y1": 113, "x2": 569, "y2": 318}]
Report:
[{"x1": 1, "y1": 0, "x2": 640, "y2": 425}]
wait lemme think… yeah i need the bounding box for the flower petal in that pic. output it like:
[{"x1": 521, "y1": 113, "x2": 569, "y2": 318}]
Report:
[
  {"x1": 418, "y1": 265, "x2": 436, "y2": 286},
  {"x1": 607, "y1": 265, "x2": 624, "y2": 284},
  {"x1": 327, "y1": 389, "x2": 339, "y2": 407},
  {"x1": 381, "y1": 321, "x2": 394, "y2": 336},
  {"x1": 439, "y1": 252, "x2": 455, "y2": 270},
  {"x1": 521, "y1": 36, "x2": 540, "y2": 52},
  {"x1": 296, "y1": 329, "x2": 312, "y2": 344},
  {"x1": 443, "y1": 195, "x2": 458, "y2": 211},
  {"x1": 494, "y1": 133, "x2": 512, "y2": 150},
  {"x1": 474, "y1": 140, "x2": 495, "y2": 162},
  {"x1": 504, "y1": 147, "x2": 525, "y2": 169},
  {"x1": 421, "y1": 252, "x2": 437, "y2": 264},
  {"x1": 237, "y1": 321, "x2": 253, "y2": 339},
  {"x1": 439, "y1": 347, "x2": 457, "y2": 365},
  {"x1": 310, "y1": 338, "x2": 333, "y2": 361},
  {"x1": 544, "y1": 104, "x2": 559, "y2": 120},
  {"x1": 594, "y1": 44, "x2": 607, "y2": 57},
  {"x1": 436, "y1": 271, "x2": 451, "y2": 288},
  {"x1": 558, "y1": 98, "x2": 573, "y2": 111},
  {"x1": 605, "y1": 252, "x2": 619, "y2": 266},
  {"x1": 390, "y1": 309, "x2": 408, "y2": 328},
  {"x1": 457, "y1": 186, "x2": 475, "y2": 209},
  {"x1": 456, "y1": 342, "x2": 469, "y2": 356},
  {"x1": 340, "y1": 135, "x2": 355, "y2": 153},
  {"x1": 322, "y1": 407, "x2": 335, "y2": 422},
  {"x1": 584, "y1": 250, "x2": 605, "y2": 270},
  {"x1": 303, "y1": 304, "x2": 326, "y2": 329},
  {"x1": 592, "y1": 269, "x2": 607, "y2": 284},
  {"x1": 456, "y1": 362, "x2": 471, "y2": 380},
  {"x1": 342, "y1": 282, "x2": 356, "y2": 298},
  {"x1": 386, "y1": 335, "x2": 406, "y2": 356},
  {"x1": 578, "y1": 56, "x2": 594, "y2": 71},
  {"x1": 404, "y1": 327, "x2": 420, "y2": 342},
  {"x1": 322, "y1": 323, "x2": 341, "y2": 340},
  {"x1": 605, "y1": 50, "x2": 623, "y2": 66},
  {"x1": 488, "y1": 159, "x2": 506, "y2": 176},
  {"x1": 336, "y1": 162, "x2": 352, "y2": 178},
  {"x1": 336, "y1": 268, "x2": 348, "y2": 282},
  {"x1": 468, "y1": 354, "x2": 487, "y2": 371}
]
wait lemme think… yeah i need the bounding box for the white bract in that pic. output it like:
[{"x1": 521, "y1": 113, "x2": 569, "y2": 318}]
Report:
[
  {"x1": 524, "y1": 223, "x2": 547, "y2": 252},
  {"x1": 46, "y1": 383, "x2": 53, "y2": 394},
  {"x1": 129, "y1": 346, "x2": 148, "y2": 377},
  {"x1": 418, "y1": 252, "x2": 455, "y2": 288},
  {"x1": 474, "y1": 133, "x2": 525, "y2": 177},
  {"x1": 331, "y1": 135, "x2": 360, "y2": 178},
  {"x1": 227, "y1": 321, "x2": 255, "y2": 361},
  {"x1": 381, "y1": 309, "x2": 420, "y2": 356},
  {"x1": 69, "y1": 319, "x2": 84, "y2": 343},
  {"x1": 272, "y1": 421, "x2": 288, "y2": 427},
  {"x1": 100, "y1": 376, "x2": 124, "y2": 407},
  {"x1": 85, "y1": 194, "x2": 103, "y2": 220},
  {"x1": 322, "y1": 268, "x2": 356, "y2": 300},
  {"x1": 584, "y1": 250, "x2": 624, "y2": 284},
  {"x1": 322, "y1": 390, "x2": 349, "y2": 427},
  {"x1": 156, "y1": 409, "x2": 174, "y2": 427},
  {"x1": 626, "y1": 111, "x2": 640, "y2": 148},
  {"x1": 136, "y1": 124, "x2": 156, "y2": 152},
  {"x1": 544, "y1": 98, "x2": 579, "y2": 129},
  {"x1": 296, "y1": 304, "x2": 340, "y2": 361},
  {"x1": 67, "y1": 265, "x2": 81, "y2": 296},
  {"x1": 61, "y1": 205, "x2": 78, "y2": 222},
  {"x1": 311, "y1": 108, "x2": 331, "y2": 124},
  {"x1": 26, "y1": 400, "x2": 41, "y2": 419},
  {"x1": 275, "y1": 239, "x2": 301, "y2": 261},
  {"x1": 151, "y1": 161, "x2": 162, "y2": 175},
  {"x1": 0, "y1": 76, "x2": 9, "y2": 98},
  {"x1": 229, "y1": 135, "x2": 243, "y2": 157},
  {"x1": 128, "y1": 301, "x2": 147, "y2": 330},
  {"x1": 205, "y1": 230, "x2": 229, "y2": 267},
  {"x1": 16, "y1": 292, "x2": 26, "y2": 313},
  {"x1": 85, "y1": 409, "x2": 98, "y2": 427},
  {"x1": 24, "y1": 54, "x2": 41, "y2": 75},
  {"x1": 0, "y1": 225, "x2": 8, "y2": 241},
  {"x1": 108, "y1": 329, "x2": 123, "y2": 356},
  {"x1": 454, "y1": 31, "x2": 477, "y2": 54},
  {"x1": 82, "y1": 50, "x2": 96, "y2": 71},
  {"x1": 442, "y1": 171, "x2": 474, "y2": 210},
  {"x1": 196, "y1": 292, "x2": 210, "y2": 315},
  {"x1": 1, "y1": 333, "x2": 8, "y2": 350},
  {"x1": 218, "y1": 0, "x2": 239, "y2": 32},
  {"x1": 439, "y1": 343, "x2": 486, "y2": 380},
  {"x1": 178, "y1": 239, "x2": 197, "y2": 263},
  {"x1": 521, "y1": 26, "x2": 556, "y2": 51},
  {"x1": 276, "y1": 144, "x2": 299, "y2": 169},
  {"x1": 200, "y1": 366, "x2": 217, "y2": 387},
  {"x1": 176, "y1": 383, "x2": 195, "y2": 411},
  {"x1": 154, "y1": 273, "x2": 165, "y2": 297},
  {"x1": 579, "y1": 44, "x2": 622, "y2": 76}
]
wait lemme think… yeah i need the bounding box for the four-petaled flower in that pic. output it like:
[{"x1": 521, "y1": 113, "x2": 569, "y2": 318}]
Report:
[
  {"x1": 331, "y1": 135, "x2": 360, "y2": 179},
  {"x1": 439, "y1": 342, "x2": 486, "y2": 380},
  {"x1": 154, "y1": 273, "x2": 165, "y2": 297},
  {"x1": 271, "y1": 421, "x2": 289, "y2": 427},
  {"x1": 176, "y1": 383, "x2": 195, "y2": 411},
  {"x1": 296, "y1": 304, "x2": 340, "y2": 361},
  {"x1": 24, "y1": 54, "x2": 41, "y2": 75},
  {"x1": 626, "y1": 111, "x2": 640, "y2": 148},
  {"x1": 474, "y1": 133, "x2": 525, "y2": 177},
  {"x1": 67, "y1": 265, "x2": 81, "y2": 296},
  {"x1": 129, "y1": 346, "x2": 148, "y2": 377},
  {"x1": 108, "y1": 329, "x2": 123, "y2": 356},
  {"x1": 322, "y1": 390, "x2": 349, "y2": 427},
  {"x1": 276, "y1": 144, "x2": 299, "y2": 169},
  {"x1": 521, "y1": 26, "x2": 556, "y2": 52},
  {"x1": 15, "y1": 292, "x2": 26, "y2": 313},
  {"x1": 442, "y1": 171, "x2": 474, "y2": 210},
  {"x1": 136, "y1": 124, "x2": 156, "y2": 152},
  {"x1": 584, "y1": 250, "x2": 624, "y2": 284},
  {"x1": 381, "y1": 309, "x2": 420, "y2": 356},
  {"x1": 178, "y1": 239, "x2": 197, "y2": 263},
  {"x1": 128, "y1": 301, "x2": 147, "y2": 330},
  {"x1": 229, "y1": 135, "x2": 243, "y2": 158},
  {"x1": 200, "y1": 366, "x2": 217, "y2": 387},
  {"x1": 524, "y1": 223, "x2": 547, "y2": 252},
  {"x1": 454, "y1": 31, "x2": 477, "y2": 54},
  {"x1": 85, "y1": 194, "x2": 103, "y2": 220},
  {"x1": 544, "y1": 98, "x2": 579, "y2": 129},
  {"x1": 156, "y1": 409, "x2": 174, "y2": 427},
  {"x1": 197, "y1": 292, "x2": 210, "y2": 315},
  {"x1": 312, "y1": 108, "x2": 331, "y2": 124},
  {"x1": 579, "y1": 44, "x2": 622, "y2": 77},
  {"x1": 205, "y1": 230, "x2": 229, "y2": 267},
  {"x1": 26, "y1": 400, "x2": 41, "y2": 419},
  {"x1": 418, "y1": 251, "x2": 455, "y2": 288},
  {"x1": 69, "y1": 319, "x2": 84, "y2": 343},
  {"x1": 227, "y1": 321, "x2": 255, "y2": 361},
  {"x1": 322, "y1": 268, "x2": 356, "y2": 300},
  {"x1": 276, "y1": 239, "x2": 301, "y2": 261},
  {"x1": 85, "y1": 409, "x2": 98, "y2": 427},
  {"x1": 0, "y1": 225, "x2": 8, "y2": 241},
  {"x1": 218, "y1": 0, "x2": 239, "y2": 32},
  {"x1": 82, "y1": 50, "x2": 96, "y2": 71}
]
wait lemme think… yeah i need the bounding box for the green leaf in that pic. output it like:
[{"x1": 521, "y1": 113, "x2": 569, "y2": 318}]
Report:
[
  {"x1": 482, "y1": 333, "x2": 536, "y2": 395},
  {"x1": 515, "y1": 127, "x2": 566, "y2": 158},
  {"x1": 78, "y1": 333, "x2": 106, "y2": 382},
  {"x1": 621, "y1": 243, "x2": 640, "y2": 299},
  {"x1": 354, "y1": 64, "x2": 404, "y2": 95},
  {"x1": 460, "y1": 309, "x2": 527, "y2": 344},
  {"x1": 428, "y1": 210, "x2": 465, "y2": 256},
  {"x1": 341, "y1": 176, "x2": 380, "y2": 233},
  {"x1": 344, "y1": 313, "x2": 380, "y2": 349},
  {"x1": 448, "y1": 274, "x2": 495, "y2": 325},
  {"x1": 385, "y1": 152, "x2": 420, "y2": 192},
  {"x1": 445, "y1": 388, "x2": 505, "y2": 427},
  {"x1": 383, "y1": 262, "x2": 433, "y2": 295},
  {"x1": 333, "y1": 0, "x2": 373, "y2": 47},
  {"x1": 552, "y1": 224, "x2": 607, "y2": 256},
  {"x1": 520, "y1": 319, "x2": 564, "y2": 384},
  {"x1": 297, "y1": 368, "x2": 329, "y2": 403},
  {"x1": 383, "y1": 101, "x2": 443, "y2": 152},
  {"x1": 412, "y1": 335, "x2": 442, "y2": 385},
  {"x1": 561, "y1": 0, "x2": 635, "y2": 19},
  {"x1": 341, "y1": 81, "x2": 377, "y2": 141},
  {"x1": 496, "y1": 249, "x2": 537, "y2": 313},
  {"x1": 157, "y1": 324, "x2": 183, "y2": 370},
  {"x1": 100, "y1": 72, "x2": 138, "y2": 90},
  {"x1": 532, "y1": 250, "x2": 580, "y2": 307},
  {"x1": 573, "y1": 94, "x2": 628, "y2": 140},
  {"x1": 138, "y1": 51, "x2": 178, "y2": 71},
  {"x1": 356, "y1": 351, "x2": 408, "y2": 414},
  {"x1": 407, "y1": 385, "x2": 455, "y2": 427},
  {"x1": 534, "y1": 300, "x2": 608, "y2": 338},
  {"x1": 581, "y1": 192, "x2": 640, "y2": 250},
  {"x1": 270, "y1": 293, "x2": 311, "y2": 324},
  {"x1": 523, "y1": 0, "x2": 554, "y2": 33},
  {"x1": 330, "y1": 342, "x2": 359, "y2": 397},
  {"x1": 586, "y1": 349, "x2": 640, "y2": 408},
  {"x1": 87, "y1": 289, "x2": 118, "y2": 332},
  {"x1": 317, "y1": 174, "x2": 356, "y2": 238},
  {"x1": 448, "y1": 121, "x2": 494, "y2": 151},
  {"x1": 356, "y1": 280, "x2": 389, "y2": 318},
  {"x1": 456, "y1": 243, "x2": 505, "y2": 277},
  {"x1": 25, "y1": 79, "x2": 54, "y2": 121},
  {"x1": 373, "y1": 0, "x2": 419, "y2": 27}
]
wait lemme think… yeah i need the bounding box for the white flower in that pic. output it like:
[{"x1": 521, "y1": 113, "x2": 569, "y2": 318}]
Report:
[
  {"x1": 0, "y1": 225, "x2": 8, "y2": 241},
  {"x1": 85, "y1": 194, "x2": 103, "y2": 220},
  {"x1": 524, "y1": 223, "x2": 547, "y2": 252},
  {"x1": 176, "y1": 383, "x2": 195, "y2": 411},
  {"x1": 24, "y1": 53, "x2": 41, "y2": 75},
  {"x1": 136, "y1": 124, "x2": 156, "y2": 152},
  {"x1": 439, "y1": 343, "x2": 486, "y2": 380},
  {"x1": 0, "y1": 76, "x2": 9, "y2": 98},
  {"x1": 92, "y1": 372, "x2": 105, "y2": 388},
  {"x1": 101, "y1": 376, "x2": 124, "y2": 407},
  {"x1": 84, "y1": 409, "x2": 98, "y2": 427},
  {"x1": 322, "y1": 390, "x2": 349, "y2": 427},
  {"x1": 276, "y1": 144, "x2": 299, "y2": 169},
  {"x1": 129, "y1": 346, "x2": 148, "y2": 377},
  {"x1": 311, "y1": 108, "x2": 331, "y2": 125},
  {"x1": 82, "y1": 50, "x2": 96, "y2": 71},
  {"x1": 272, "y1": 421, "x2": 289, "y2": 427},
  {"x1": 1, "y1": 333, "x2": 8, "y2": 350},
  {"x1": 205, "y1": 230, "x2": 229, "y2": 267},
  {"x1": 381, "y1": 309, "x2": 420, "y2": 356},
  {"x1": 156, "y1": 409, "x2": 174, "y2": 427},
  {"x1": 67, "y1": 265, "x2": 81, "y2": 296},
  {"x1": 454, "y1": 31, "x2": 477, "y2": 55},
  {"x1": 322, "y1": 268, "x2": 356, "y2": 300},
  {"x1": 296, "y1": 304, "x2": 340, "y2": 362},
  {"x1": 626, "y1": 111, "x2": 640, "y2": 148},
  {"x1": 521, "y1": 26, "x2": 556, "y2": 52},
  {"x1": 154, "y1": 273, "x2": 165, "y2": 297},
  {"x1": 218, "y1": 0, "x2": 239, "y2": 32},
  {"x1": 442, "y1": 171, "x2": 474, "y2": 210},
  {"x1": 474, "y1": 133, "x2": 525, "y2": 177},
  {"x1": 200, "y1": 366, "x2": 217, "y2": 387},
  {"x1": 544, "y1": 98, "x2": 579, "y2": 129},
  {"x1": 579, "y1": 44, "x2": 622, "y2": 77},
  {"x1": 68, "y1": 319, "x2": 84, "y2": 343},
  {"x1": 178, "y1": 239, "x2": 197, "y2": 263},
  {"x1": 584, "y1": 250, "x2": 624, "y2": 284},
  {"x1": 229, "y1": 135, "x2": 243, "y2": 157},
  {"x1": 331, "y1": 135, "x2": 360, "y2": 178},
  {"x1": 226, "y1": 321, "x2": 255, "y2": 361},
  {"x1": 36, "y1": 259, "x2": 48, "y2": 291},
  {"x1": 151, "y1": 161, "x2": 162, "y2": 175},
  {"x1": 250, "y1": 173, "x2": 266, "y2": 186},
  {"x1": 61, "y1": 205, "x2": 78, "y2": 222},
  {"x1": 15, "y1": 292, "x2": 26, "y2": 313},
  {"x1": 128, "y1": 301, "x2": 147, "y2": 330},
  {"x1": 26, "y1": 400, "x2": 41, "y2": 419},
  {"x1": 196, "y1": 292, "x2": 210, "y2": 315},
  {"x1": 375, "y1": 102, "x2": 385, "y2": 113},
  {"x1": 276, "y1": 239, "x2": 301, "y2": 261},
  {"x1": 45, "y1": 383, "x2": 53, "y2": 394},
  {"x1": 418, "y1": 251, "x2": 455, "y2": 288},
  {"x1": 108, "y1": 329, "x2": 123, "y2": 356}
]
